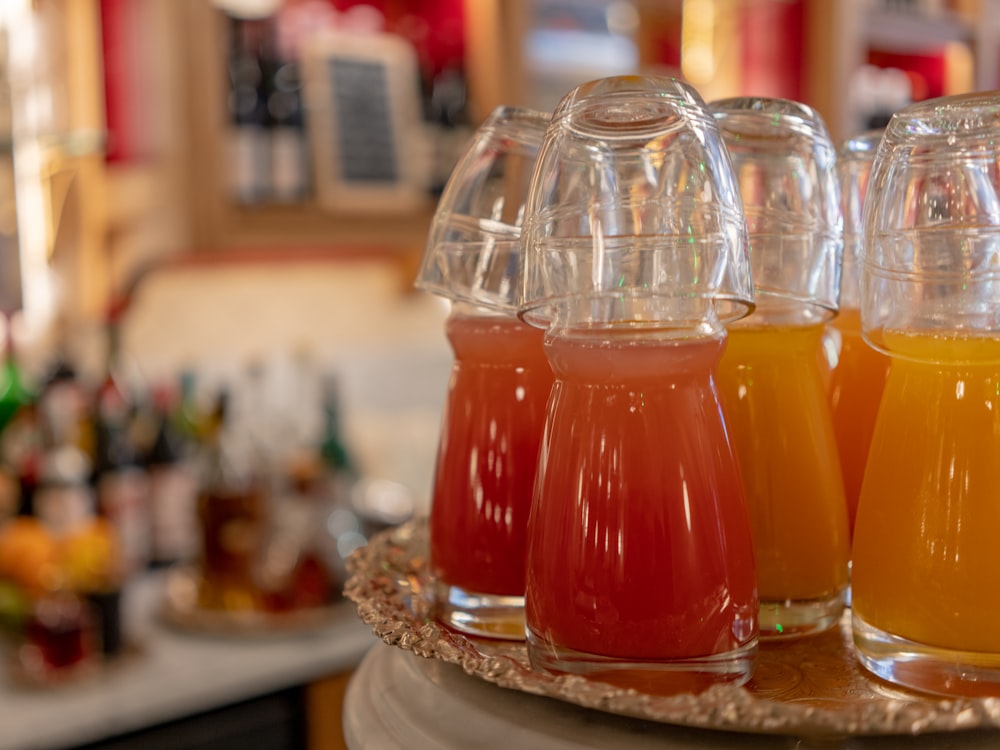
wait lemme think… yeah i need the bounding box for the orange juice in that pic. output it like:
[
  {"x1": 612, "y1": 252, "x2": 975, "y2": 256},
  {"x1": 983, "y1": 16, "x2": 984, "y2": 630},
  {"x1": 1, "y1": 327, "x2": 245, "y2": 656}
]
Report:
[
  {"x1": 827, "y1": 309, "x2": 890, "y2": 537},
  {"x1": 853, "y1": 333, "x2": 1000, "y2": 654},
  {"x1": 526, "y1": 333, "x2": 757, "y2": 673},
  {"x1": 718, "y1": 325, "x2": 849, "y2": 632},
  {"x1": 430, "y1": 314, "x2": 553, "y2": 600}
]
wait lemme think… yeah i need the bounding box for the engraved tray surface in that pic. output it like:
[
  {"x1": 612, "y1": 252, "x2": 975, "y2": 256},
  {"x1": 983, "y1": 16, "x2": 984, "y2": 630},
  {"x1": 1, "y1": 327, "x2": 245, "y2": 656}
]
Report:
[{"x1": 345, "y1": 519, "x2": 1000, "y2": 738}]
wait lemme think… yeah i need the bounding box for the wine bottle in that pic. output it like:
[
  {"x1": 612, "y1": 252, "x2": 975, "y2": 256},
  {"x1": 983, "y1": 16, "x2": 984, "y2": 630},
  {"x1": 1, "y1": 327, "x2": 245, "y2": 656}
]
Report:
[
  {"x1": 90, "y1": 312, "x2": 150, "y2": 574},
  {"x1": 146, "y1": 384, "x2": 199, "y2": 568},
  {"x1": 226, "y1": 15, "x2": 272, "y2": 204}
]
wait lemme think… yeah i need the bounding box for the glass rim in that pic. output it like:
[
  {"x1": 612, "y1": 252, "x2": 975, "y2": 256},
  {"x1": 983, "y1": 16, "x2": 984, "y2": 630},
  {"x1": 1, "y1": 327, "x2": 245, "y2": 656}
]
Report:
[
  {"x1": 412, "y1": 277, "x2": 519, "y2": 313},
  {"x1": 517, "y1": 291, "x2": 755, "y2": 330},
  {"x1": 709, "y1": 96, "x2": 833, "y2": 143},
  {"x1": 861, "y1": 326, "x2": 1000, "y2": 365},
  {"x1": 884, "y1": 91, "x2": 1000, "y2": 142},
  {"x1": 749, "y1": 288, "x2": 839, "y2": 323},
  {"x1": 551, "y1": 75, "x2": 710, "y2": 118}
]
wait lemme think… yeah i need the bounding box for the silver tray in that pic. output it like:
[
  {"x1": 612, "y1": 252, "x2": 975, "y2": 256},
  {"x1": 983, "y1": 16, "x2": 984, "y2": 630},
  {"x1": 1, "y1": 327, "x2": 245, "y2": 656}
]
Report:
[{"x1": 345, "y1": 519, "x2": 1000, "y2": 738}]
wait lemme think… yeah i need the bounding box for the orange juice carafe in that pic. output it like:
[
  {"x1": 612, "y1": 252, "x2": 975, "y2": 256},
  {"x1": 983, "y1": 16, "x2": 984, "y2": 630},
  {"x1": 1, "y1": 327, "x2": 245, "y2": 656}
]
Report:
[
  {"x1": 711, "y1": 97, "x2": 849, "y2": 638},
  {"x1": 853, "y1": 335, "x2": 1000, "y2": 661},
  {"x1": 718, "y1": 325, "x2": 849, "y2": 616},
  {"x1": 851, "y1": 92, "x2": 1000, "y2": 697},
  {"x1": 827, "y1": 130, "x2": 889, "y2": 537}
]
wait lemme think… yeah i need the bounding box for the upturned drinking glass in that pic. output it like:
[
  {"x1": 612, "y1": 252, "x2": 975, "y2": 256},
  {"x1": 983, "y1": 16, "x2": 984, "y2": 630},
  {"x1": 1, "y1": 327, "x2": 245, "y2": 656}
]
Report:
[
  {"x1": 852, "y1": 91, "x2": 1000, "y2": 696},
  {"x1": 710, "y1": 97, "x2": 849, "y2": 639},
  {"x1": 520, "y1": 75, "x2": 758, "y2": 692},
  {"x1": 415, "y1": 106, "x2": 553, "y2": 640},
  {"x1": 827, "y1": 130, "x2": 890, "y2": 539}
]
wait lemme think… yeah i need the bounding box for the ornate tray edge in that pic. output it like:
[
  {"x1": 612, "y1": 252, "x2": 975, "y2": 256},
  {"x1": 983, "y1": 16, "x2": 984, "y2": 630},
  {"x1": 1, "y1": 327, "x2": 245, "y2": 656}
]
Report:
[{"x1": 345, "y1": 519, "x2": 1000, "y2": 738}]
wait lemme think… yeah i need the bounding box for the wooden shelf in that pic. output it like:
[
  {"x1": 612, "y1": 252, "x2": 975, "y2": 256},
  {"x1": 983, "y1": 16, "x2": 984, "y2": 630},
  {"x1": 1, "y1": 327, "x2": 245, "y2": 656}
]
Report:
[{"x1": 176, "y1": 0, "x2": 434, "y2": 258}]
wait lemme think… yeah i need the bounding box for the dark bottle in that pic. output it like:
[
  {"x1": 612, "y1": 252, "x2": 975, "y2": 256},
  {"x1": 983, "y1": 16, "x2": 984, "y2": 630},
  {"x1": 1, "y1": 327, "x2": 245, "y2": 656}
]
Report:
[
  {"x1": 146, "y1": 385, "x2": 199, "y2": 568},
  {"x1": 226, "y1": 15, "x2": 273, "y2": 204},
  {"x1": 1, "y1": 399, "x2": 41, "y2": 520},
  {"x1": 319, "y1": 375, "x2": 355, "y2": 480},
  {"x1": 91, "y1": 311, "x2": 150, "y2": 574},
  {"x1": 426, "y1": 66, "x2": 471, "y2": 195},
  {"x1": 50, "y1": 457, "x2": 124, "y2": 660},
  {"x1": 196, "y1": 389, "x2": 267, "y2": 612},
  {"x1": 267, "y1": 52, "x2": 309, "y2": 202}
]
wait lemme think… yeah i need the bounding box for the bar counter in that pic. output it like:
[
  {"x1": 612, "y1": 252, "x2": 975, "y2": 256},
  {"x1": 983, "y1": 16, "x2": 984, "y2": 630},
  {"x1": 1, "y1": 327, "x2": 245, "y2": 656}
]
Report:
[{"x1": 0, "y1": 572, "x2": 375, "y2": 750}]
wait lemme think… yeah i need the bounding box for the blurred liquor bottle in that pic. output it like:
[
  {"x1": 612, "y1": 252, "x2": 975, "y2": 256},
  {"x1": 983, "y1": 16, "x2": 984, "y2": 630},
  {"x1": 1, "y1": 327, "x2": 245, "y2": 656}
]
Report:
[
  {"x1": 196, "y1": 389, "x2": 267, "y2": 611},
  {"x1": 266, "y1": 47, "x2": 309, "y2": 202},
  {"x1": 0, "y1": 316, "x2": 34, "y2": 436},
  {"x1": 90, "y1": 307, "x2": 150, "y2": 574},
  {"x1": 226, "y1": 14, "x2": 273, "y2": 204},
  {"x1": 145, "y1": 383, "x2": 200, "y2": 569}
]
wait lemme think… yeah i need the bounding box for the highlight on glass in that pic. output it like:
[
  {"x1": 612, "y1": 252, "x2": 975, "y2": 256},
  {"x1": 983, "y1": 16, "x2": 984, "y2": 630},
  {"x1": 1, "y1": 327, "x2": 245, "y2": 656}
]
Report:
[
  {"x1": 415, "y1": 106, "x2": 554, "y2": 640},
  {"x1": 709, "y1": 96, "x2": 849, "y2": 639},
  {"x1": 852, "y1": 91, "x2": 1000, "y2": 697},
  {"x1": 519, "y1": 75, "x2": 759, "y2": 693}
]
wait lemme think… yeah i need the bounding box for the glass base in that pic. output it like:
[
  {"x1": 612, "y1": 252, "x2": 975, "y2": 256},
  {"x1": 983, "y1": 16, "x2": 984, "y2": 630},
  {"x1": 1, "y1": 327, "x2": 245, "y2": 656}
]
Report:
[
  {"x1": 759, "y1": 588, "x2": 846, "y2": 639},
  {"x1": 525, "y1": 628, "x2": 756, "y2": 695},
  {"x1": 433, "y1": 583, "x2": 525, "y2": 641},
  {"x1": 853, "y1": 613, "x2": 1000, "y2": 698}
]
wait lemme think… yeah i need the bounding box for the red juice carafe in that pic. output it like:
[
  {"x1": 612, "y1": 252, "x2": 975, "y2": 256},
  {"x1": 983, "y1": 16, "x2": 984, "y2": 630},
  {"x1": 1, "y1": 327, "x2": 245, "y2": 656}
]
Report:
[
  {"x1": 518, "y1": 76, "x2": 759, "y2": 692},
  {"x1": 416, "y1": 107, "x2": 551, "y2": 639}
]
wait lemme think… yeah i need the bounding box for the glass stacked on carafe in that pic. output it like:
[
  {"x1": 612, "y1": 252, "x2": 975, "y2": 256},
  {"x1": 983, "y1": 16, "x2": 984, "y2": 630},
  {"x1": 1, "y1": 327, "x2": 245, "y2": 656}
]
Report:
[
  {"x1": 827, "y1": 130, "x2": 890, "y2": 541},
  {"x1": 852, "y1": 91, "x2": 1000, "y2": 697},
  {"x1": 709, "y1": 97, "x2": 849, "y2": 639},
  {"x1": 415, "y1": 106, "x2": 553, "y2": 640},
  {"x1": 519, "y1": 76, "x2": 759, "y2": 693}
]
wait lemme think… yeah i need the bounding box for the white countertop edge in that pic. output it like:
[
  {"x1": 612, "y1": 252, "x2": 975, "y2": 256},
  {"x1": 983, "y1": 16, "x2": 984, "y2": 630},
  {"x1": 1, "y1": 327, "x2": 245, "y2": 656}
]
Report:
[{"x1": 0, "y1": 572, "x2": 377, "y2": 750}]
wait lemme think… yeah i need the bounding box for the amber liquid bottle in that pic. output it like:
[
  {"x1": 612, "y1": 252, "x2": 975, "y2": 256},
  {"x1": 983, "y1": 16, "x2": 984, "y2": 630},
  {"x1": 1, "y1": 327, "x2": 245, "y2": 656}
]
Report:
[{"x1": 196, "y1": 391, "x2": 267, "y2": 612}]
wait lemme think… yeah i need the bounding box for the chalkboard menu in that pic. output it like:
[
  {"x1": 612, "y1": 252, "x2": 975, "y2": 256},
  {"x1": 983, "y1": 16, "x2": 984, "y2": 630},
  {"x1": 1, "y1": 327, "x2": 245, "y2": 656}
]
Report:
[
  {"x1": 329, "y1": 59, "x2": 399, "y2": 184},
  {"x1": 302, "y1": 31, "x2": 427, "y2": 214}
]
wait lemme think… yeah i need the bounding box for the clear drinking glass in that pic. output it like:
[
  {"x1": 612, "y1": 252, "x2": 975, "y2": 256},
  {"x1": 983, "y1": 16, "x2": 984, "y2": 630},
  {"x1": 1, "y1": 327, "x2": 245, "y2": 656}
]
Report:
[
  {"x1": 828, "y1": 130, "x2": 890, "y2": 539},
  {"x1": 852, "y1": 91, "x2": 1000, "y2": 696},
  {"x1": 415, "y1": 106, "x2": 554, "y2": 640},
  {"x1": 709, "y1": 97, "x2": 849, "y2": 638},
  {"x1": 519, "y1": 76, "x2": 758, "y2": 692}
]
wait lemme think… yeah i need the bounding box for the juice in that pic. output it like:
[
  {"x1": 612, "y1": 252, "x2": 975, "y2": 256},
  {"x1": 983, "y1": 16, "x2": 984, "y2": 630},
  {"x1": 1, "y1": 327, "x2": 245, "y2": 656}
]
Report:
[
  {"x1": 827, "y1": 309, "x2": 890, "y2": 536},
  {"x1": 525, "y1": 333, "x2": 757, "y2": 662},
  {"x1": 429, "y1": 314, "x2": 553, "y2": 598},
  {"x1": 853, "y1": 333, "x2": 1000, "y2": 655},
  {"x1": 717, "y1": 325, "x2": 849, "y2": 624}
]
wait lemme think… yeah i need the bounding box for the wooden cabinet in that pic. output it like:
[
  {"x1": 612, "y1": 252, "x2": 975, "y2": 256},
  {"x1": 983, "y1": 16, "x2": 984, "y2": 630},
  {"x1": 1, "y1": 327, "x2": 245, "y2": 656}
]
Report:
[{"x1": 173, "y1": 0, "x2": 434, "y2": 258}]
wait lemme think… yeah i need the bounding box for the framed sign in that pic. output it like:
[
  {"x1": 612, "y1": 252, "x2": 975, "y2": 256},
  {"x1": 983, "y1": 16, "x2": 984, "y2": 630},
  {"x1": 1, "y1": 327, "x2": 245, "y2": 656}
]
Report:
[{"x1": 301, "y1": 31, "x2": 429, "y2": 214}]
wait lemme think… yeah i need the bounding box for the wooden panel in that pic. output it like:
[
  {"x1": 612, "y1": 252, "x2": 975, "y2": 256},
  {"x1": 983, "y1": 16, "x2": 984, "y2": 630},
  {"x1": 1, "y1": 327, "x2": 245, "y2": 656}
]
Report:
[
  {"x1": 175, "y1": 0, "x2": 433, "y2": 256},
  {"x1": 306, "y1": 671, "x2": 354, "y2": 750}
]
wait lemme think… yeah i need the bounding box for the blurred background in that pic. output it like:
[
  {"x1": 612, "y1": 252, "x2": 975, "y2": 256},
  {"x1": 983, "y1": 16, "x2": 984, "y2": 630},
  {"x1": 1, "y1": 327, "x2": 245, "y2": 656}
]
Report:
[
  {"x1": 0, "y1": 0, "x2": 995, "y2": 748},
  {"x1": 0, "y1": 0, "x2": 994, "y2": 509}
]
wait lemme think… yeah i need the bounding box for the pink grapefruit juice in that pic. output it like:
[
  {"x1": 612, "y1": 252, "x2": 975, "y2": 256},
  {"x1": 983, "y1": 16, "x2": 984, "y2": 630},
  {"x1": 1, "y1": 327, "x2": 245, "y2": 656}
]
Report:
[
  {"x1": 429, "y1": 313, "x2": 554, "y2": 596},
  {"x1": 526, "y1": 332, "x2": 758, "y2": 660}
]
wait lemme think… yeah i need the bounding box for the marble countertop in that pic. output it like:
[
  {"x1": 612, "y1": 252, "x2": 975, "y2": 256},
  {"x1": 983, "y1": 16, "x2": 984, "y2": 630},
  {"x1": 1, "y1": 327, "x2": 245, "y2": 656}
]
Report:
[{"x1": 0, "y1": 573, "x2": 376, "y2": 750}]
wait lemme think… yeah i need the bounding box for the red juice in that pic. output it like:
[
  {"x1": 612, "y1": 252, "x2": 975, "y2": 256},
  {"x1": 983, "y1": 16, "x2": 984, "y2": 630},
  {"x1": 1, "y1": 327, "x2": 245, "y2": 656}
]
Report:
[
  {"x1": 429, "y1": 313, "x2": 554, "y2": 596},
  {"x1": 526, "y1": 332, "x2": 757, "y2": 661}
]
